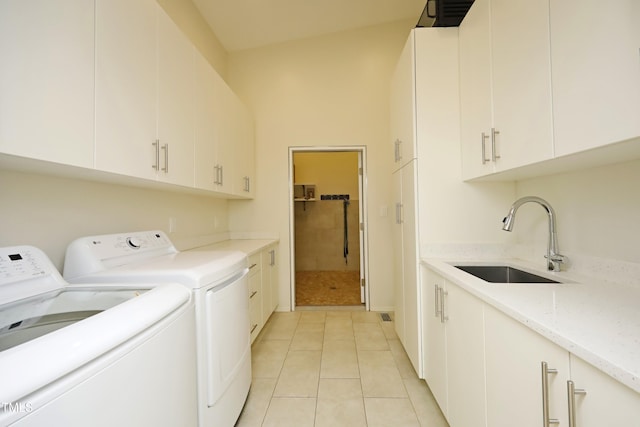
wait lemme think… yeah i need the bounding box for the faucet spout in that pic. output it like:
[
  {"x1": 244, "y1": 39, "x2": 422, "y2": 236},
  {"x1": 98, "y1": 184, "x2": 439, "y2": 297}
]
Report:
[{"x1": 502, "y1": 196, "x2": 566, "y2": 271}]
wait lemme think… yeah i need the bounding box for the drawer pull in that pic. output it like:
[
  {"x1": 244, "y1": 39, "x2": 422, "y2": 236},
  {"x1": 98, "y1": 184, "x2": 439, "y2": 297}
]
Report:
[
  {"x1": 249, "y1": 263, "x2": 258, "y2": 269},
  {"x1": 250, "y1": 324, "x2": 258, "y2": 333},
  {"x1": 250, "y1": 290, "x2": 258, "y2": 299},
  {"x1": 567, "y1": 380, "x2": 587, "y2": 427}
]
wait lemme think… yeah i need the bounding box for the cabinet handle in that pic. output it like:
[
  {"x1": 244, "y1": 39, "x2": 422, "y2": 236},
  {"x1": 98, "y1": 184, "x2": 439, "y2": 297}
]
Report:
[
  {"x1": 567, "y1": 380, "x2": 586, "y2": 427},
  {"x1": 270, "y1": 249, "x2": 275, "y2": 266},
  {"x1": 219, "y1": 165, "x2": 224, "y2": 185},
  {"x1": 152, "y1": 140, "x2": 160, "y2": 170},
  {"x1": 214, "y1": 165, "x2": 222, "y2": 185},
  {"x1": 440, "y1": 289, "x2": 448, "y2": 323},
  {"x1": 251, "y1": 324, "x2": 257, "y2": 333},
  {"x1": 434, "y1": 284, "x2": 441, "y2": 317},
  {"x1": 161, "y1": 143, "x2": 169, "y2": 173},
  {"x1": 250, "y1": 290, "x2": 258, "y2": 299},
  {"x1": 395, "y1": 203, "x2": 403, "y2": 224},
  {"x1": 244, "y1": 176, "x2": 250, "y2": 192},
  {"x1": 481, "y1": 132, "x2": 490, "y2": 164},
  {"x1": 249, "y1": 263, "x2": 257, "y2": 270},
  {"x1": 491, "y1": 128, "x2": 501, "y2": 162},
  {"x1": 394, "y1": 139, "x2": 402, "y2": 162},
  {"x1": 541, "y1": 362, "x2": 560, "y2": 426}
]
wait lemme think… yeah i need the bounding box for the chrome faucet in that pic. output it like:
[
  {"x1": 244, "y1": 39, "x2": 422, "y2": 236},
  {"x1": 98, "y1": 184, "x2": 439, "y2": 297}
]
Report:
[{"x1": 502, "y1": 196, "x2": 566, "y2": 271}]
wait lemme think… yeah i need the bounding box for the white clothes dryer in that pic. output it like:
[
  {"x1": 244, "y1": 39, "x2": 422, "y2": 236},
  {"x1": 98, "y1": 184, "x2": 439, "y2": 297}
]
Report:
[
  {"x1": 63, "y1": 231, "x2": 251, "y2": 427},
  {"x1": 0, "y1": 245, "x2": 197, "y2": 427}
]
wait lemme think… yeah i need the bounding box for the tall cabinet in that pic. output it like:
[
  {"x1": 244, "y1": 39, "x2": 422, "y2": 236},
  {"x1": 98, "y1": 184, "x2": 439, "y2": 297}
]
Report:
[{"x1": 390, "y1": 28, "x2": 461, "y2": 377}]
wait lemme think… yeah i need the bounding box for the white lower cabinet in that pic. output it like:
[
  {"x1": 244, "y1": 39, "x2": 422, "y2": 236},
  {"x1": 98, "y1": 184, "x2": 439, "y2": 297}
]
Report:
[
  {"x1": 423, "y1": 266, "x2": 640, "y2": 427},
  {"x1": 248, "y1": 245, "x2": 279, "y2": 343},
  {"x1": 261, "y1": 245, "x2": 278, "y2": 325},
  {"x1": 485, "y1": 303, "x2": 640, "y2": 427},
  {"x1": 248, "y1": 253, "x2": 262, "y2": 343},
  {"x1": 568, "y1": 355, "x2": 640, "y2": 427},
  {"x1": 422, "y1": 267, "x2": 486, "y2": 427},
  {"x1": 484, "y1": 305, "x2": 570, "y2": 427}
]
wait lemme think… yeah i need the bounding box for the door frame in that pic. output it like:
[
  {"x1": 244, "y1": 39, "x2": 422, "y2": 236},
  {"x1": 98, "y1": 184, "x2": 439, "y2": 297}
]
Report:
[{"x1": 288, "y1": 145, "x2": 370, "y2": 311}]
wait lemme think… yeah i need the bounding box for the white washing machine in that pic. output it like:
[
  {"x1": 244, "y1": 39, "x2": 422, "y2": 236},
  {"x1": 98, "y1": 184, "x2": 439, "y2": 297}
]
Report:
[
  {"x1": 0, "y1": 245, "x2": 197, "y2": 427},
  {"x1": 63, "y1": 231, "x2": 251, "y2": 427}
]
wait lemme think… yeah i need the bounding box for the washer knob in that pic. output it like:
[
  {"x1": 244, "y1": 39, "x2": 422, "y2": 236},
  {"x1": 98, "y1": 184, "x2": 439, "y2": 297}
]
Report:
[{"x1": 126, "y1": 237, "x2": 143, "y2": 249}]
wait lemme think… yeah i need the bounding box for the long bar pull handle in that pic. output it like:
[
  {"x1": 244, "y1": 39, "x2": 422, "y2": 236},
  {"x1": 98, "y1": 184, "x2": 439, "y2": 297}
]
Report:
[
  {"x1": 481, "y1": 132, "x2": 490, "y2": 164},
  {"x1": 567, "y1": 380, "x2": 586, "y2": 427},
  {"x1": 434, "y1": 285, "x2": 441, "y2": 317},
  {"x1": 440, "y1": 289, "x2": 448, "y2": 323},
  {"x1": 161, "y1": 144, "x2": 169, "y2": 173},
  {"x1": 251, "y1": 324, "x2": 258, "y2": 333},
  {"x1": 541, "y1": 362, "x2": 560, "y2": 426},
  {"x1": 491, "y1": 128, "x2": 501, "y2": 162},
  {"x1": 250, "y1": 290, "x2": 258, "y2": 299},
  {"x1": 152, "y1": 140, "x2": 160, "y2": 170}
]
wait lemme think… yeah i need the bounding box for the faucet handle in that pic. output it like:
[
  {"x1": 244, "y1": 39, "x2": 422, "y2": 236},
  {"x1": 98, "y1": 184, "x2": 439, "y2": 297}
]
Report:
[{"x1": 545, "y1": 253, "x2": 567, "y2": 272}]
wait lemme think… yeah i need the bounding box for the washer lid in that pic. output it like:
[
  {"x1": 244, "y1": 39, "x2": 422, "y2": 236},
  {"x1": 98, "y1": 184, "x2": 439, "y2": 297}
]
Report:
[{"x1": 0, "y1": 282, "x2": 190, "y2": 404}]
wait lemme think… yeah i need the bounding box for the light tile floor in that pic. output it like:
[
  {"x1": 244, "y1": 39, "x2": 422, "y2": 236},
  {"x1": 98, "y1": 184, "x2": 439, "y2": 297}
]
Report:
[{"x1": 235, "y1": 310, "x2": 449, "y2": 427}]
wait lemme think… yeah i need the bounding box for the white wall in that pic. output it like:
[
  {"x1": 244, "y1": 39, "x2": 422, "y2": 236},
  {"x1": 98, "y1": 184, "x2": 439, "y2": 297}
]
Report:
[
  {"x1": 227, "y1": 20, "x2": 416, "y2": 311},
  {"x1": 512, "y1": 159, "x2": 640, "y2": 270},
  {"x1": 0, "y1": 169, "x2": 228, "y2": 270}
]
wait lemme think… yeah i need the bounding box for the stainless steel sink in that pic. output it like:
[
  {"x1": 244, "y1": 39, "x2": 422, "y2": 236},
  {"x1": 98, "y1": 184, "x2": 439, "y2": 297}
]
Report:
[{"x1": 454, "y1": 265, "x2": 559, "y2": 283}]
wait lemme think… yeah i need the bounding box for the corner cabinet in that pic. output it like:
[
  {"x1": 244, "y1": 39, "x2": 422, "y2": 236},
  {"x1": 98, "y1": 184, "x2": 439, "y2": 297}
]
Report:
[
  {"x1": 459, "y1": 0, "x2": 553, "y2": 180},
  {"x1": 0, "y1": 0, "x2": 95, "y2": 168}
]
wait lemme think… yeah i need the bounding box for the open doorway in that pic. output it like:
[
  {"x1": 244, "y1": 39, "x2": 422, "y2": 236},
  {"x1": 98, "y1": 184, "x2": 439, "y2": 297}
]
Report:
[{"x1": 288, "y1": 146, "x2": 369, "y2": 310}]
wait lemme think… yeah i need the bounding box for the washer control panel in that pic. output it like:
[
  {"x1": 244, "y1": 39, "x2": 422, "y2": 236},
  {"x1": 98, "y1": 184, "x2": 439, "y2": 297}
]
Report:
[
  {"x1": 63, "y1": 231, "x2": 177, "y2": 279},
  {"x1": 0, "y1": 246, "x2": 49, "y2": 286}
]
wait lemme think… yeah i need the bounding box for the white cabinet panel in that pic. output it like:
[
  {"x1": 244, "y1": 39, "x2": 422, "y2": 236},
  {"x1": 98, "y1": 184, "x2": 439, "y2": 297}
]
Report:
[
  {"x1": 550, "y1": 0, "x2": 640, "y2": 156},
  {"x1": 459, "y1": 0, "x2": 494, "y2": 179},
  {"x1": 94, "y1": 0, "x2": 158, "y2": 180},
  {"x1": 0, "y1": 0, "x2": 94, "y2": 168},
  {"x1": 422, "y1": 267, "x2": 448, "y2": 415},
  {"x1": 422, "y1": 267, "x2": 486, "y2": 427},
  {"x1": 569, "y1": 355, "x2": 640, "y2": 427},
  {"x1": 389, "y1": 34, "x2": 416, "y2": 170},
  {"x1": 484, "y1": 305, "x2": 570, "y2": 427},
  {"x1": 194, "y1": 52, "x2": 219, "y2": 191},
  {"x1": 459, "y1": 0, "x2": 553, "y2": 179},
  {"x1": 157, "y1": 8, "x2": 195, "y2": 187}
]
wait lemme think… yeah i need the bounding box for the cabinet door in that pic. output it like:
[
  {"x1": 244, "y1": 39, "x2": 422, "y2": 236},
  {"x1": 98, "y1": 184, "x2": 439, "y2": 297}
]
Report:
[
  {"x1": 459, "y1": 0, "x2": 494, "y2": 179},
  {"x1": 401, "y1": 161, "x2": 420, "y2": 375},
  {"x1": 389, "y1": 33, "x2": 416, "y2": 171},
  {"x1": 194, "y1": 53, "x2": 219, "y2": 191},
  {"x1": 157, "y1": 8, "x2": 194, "y2": 187},
  {"x1": 550, "y1": 0, "x2": 640, "y2": 156},
  {"x1": 94, "y1": 0, "x2": 157, "y2": 180},
  {"x1": 212, "y1": 82, "x2": 236, "y2": 194},
  {"x1": 0, "y1": 0, "x2": 94, "y2": 168},
  {"x1": 392, "y1": 168, "x2": 405, "y2": 346},
  {"x1": 232, "y1": 99, "x2": 256, "y2": 198},
  {"x1": 485, "y1": 305, "x2": 570, "y2": 427},
  {"x1": 490, "y1": 0, "x2": 554, "y2": 170},
  {"x1": 446, "y1": 282, "x2": 486, "y2": 427},
  {"x1": 569, "y1": 355, "x2": 640, "y2": 427},
  {"x1": 422, "y1": 267, "x2": 448, "y2": 415}
]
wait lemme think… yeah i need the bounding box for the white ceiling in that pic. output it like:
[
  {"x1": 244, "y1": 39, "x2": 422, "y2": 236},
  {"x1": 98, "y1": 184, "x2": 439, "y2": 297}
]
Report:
[{"x1": 192, "y1": 0, "x2": 426, "y2": 52}]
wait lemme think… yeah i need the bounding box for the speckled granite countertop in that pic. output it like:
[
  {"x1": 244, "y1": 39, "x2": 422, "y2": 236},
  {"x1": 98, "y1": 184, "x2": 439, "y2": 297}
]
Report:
[{"x1": 422, "y1": 258, "x2": 640, "y2": 393}]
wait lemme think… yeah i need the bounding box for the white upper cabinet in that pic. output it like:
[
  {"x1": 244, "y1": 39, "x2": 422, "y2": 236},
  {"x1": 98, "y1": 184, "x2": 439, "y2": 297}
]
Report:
[
  {"x1": 460, "y1": 0, "x2": 554, "y2": 180},
  {"x1": 550, "y1": 0, "x2": 640, "y2": 157},
  {"x1": 390, "y1": 34, "x2": 417, "y2": 171},
  {"x1": 95, "y1": 1, "x2": 195, "y2": 187},
  {"x1": 0, "y1": 0, "x2": 94, "y2": 168},
  {"x1": 459, "y1": 0, "x2": 494, "y2": 178},
  {"x1": 194, "y1": 52, "x2": 220, "y2": 192},
  {"x1": 157, "y1": 7, "x2": 195, "y2": 187},
  {"x1": 94, "y1": 0, "x2": 157, "y2": 181}
]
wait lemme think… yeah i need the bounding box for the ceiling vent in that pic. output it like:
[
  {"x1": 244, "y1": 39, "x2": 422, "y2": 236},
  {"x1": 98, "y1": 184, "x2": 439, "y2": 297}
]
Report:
[{"x1": 416, "y1": 0, "x2": 475, "y2": 28}]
